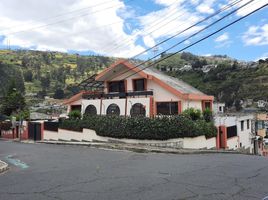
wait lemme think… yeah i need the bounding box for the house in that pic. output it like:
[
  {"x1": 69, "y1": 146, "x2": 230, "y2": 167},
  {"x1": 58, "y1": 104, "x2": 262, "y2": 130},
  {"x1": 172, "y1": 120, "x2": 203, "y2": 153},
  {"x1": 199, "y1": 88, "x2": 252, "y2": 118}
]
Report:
[
  {"x1": 257, "y1": 100, "x2": 267, "y2": 108},
  {"x1": 254, "y1": 113, "x2": 268, "y2": 156},
  {"x1": 64, "y1": 60, "x2": 214, "y2": 117},
  {"x1": 213, "y1": 102, "x2": 225, "y2": 114},
  {"x1": 214, "y1": 114, "x2": 254, "y2": 153}
]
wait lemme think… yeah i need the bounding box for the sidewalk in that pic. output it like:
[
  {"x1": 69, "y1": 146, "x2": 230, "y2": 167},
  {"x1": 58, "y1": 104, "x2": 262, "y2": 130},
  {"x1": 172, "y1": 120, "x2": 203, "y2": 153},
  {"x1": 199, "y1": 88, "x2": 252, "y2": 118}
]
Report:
[
  {"x1": 0, "y1": 160, "x2": 8, "y2": 173},
  {"x1": 34, "y1": 140, "x2": 247, "y2": 155}
]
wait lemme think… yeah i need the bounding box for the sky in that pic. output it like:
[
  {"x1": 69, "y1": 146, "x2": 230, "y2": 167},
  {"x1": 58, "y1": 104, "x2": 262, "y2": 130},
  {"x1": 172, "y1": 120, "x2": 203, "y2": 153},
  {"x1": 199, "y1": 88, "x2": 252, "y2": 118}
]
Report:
[{"x1": 0, "y1": 0, "x2": 267, "y2": 61}]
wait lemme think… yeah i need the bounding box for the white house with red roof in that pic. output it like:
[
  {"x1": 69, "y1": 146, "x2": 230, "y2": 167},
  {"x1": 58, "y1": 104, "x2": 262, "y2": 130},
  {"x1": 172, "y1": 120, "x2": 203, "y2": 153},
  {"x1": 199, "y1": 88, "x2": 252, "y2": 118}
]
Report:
[{"x1": 64, "y1": 60, "x2": 214, "y2": 117}]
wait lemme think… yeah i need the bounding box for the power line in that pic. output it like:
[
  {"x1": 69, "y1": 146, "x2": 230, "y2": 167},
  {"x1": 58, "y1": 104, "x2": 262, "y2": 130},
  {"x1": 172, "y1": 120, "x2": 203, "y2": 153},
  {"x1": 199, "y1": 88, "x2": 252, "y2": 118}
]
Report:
[
  {"x1": 103, "y1": 0, "x2": 195, "y2": 53},
  {"x1": 108, "y1": 0, "x2": 249, "y2": 80},
  {"x1": 1, "y1": 0, "x2": 134, "y2": 36},
  {"x1": 123, "y1": 2, "x2": 268, "y2": 80}
]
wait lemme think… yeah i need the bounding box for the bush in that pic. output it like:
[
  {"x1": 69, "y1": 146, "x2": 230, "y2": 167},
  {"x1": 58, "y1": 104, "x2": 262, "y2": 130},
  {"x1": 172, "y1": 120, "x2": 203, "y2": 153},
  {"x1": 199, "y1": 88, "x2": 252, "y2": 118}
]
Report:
[
  {"x1": 60, "y1": 115, "x2": 217, "y2": 140},
  {"x1": 68, "y1": 110, "x2": 81, "y2": 120},
  {"x1": 202, "y1": 108, "x2": 213, "y2": 122},
  {"x1": 182, "y1": 108, "x2": 202, "y2": 121},
  {"x1": 0, "y1": 121, "x2": 12, "y2": 131}
]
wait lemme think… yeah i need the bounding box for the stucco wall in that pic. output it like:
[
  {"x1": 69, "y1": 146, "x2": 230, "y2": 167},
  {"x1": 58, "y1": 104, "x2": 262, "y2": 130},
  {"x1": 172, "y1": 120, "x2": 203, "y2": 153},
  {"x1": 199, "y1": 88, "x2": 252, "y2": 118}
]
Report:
[
  {"x1": 43, "y1": 128, "x2": 217, "y2": 149},
  {"x1": 183, "y1": 100, "x2": 202, "y2": 111},
  {"x1": 82, "y1": 99, "x2": 101, "y2": 115},
  {"x1": 227, "y1": 136, "x2": 239, "y2": 150}
]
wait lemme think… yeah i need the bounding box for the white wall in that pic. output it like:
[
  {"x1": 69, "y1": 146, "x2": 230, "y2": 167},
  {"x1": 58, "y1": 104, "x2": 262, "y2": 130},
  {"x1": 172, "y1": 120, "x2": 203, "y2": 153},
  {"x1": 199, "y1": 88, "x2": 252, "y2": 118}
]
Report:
[
  {"x1": 126, "y1": 97, "x2": 150, "y2": 117},
  {"x1": 227, "y1": 136, "x2": 239, "y2": 150},
  {"x1": 101, "y1": 99, "x2": 126, "y2": 116},
  {"x1": 82, "y1": 99, "x2": 101, "y2": 115},
  {"x1": 183, "y1": 100, "x2": 202, "y2": 111},
  {"x1": 43, "y1": 128, "x2": 217, "y2": 149}
]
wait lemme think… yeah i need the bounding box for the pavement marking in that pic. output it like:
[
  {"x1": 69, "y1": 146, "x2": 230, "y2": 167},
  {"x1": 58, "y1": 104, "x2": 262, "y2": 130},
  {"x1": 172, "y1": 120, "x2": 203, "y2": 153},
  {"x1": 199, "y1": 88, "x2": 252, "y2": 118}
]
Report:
[
  {"x1": 5, "y1": 155, "x2": 29, "y2": 169},
  {"x1": 263, "y1": 196, "x2": 268, "y2": 200}
]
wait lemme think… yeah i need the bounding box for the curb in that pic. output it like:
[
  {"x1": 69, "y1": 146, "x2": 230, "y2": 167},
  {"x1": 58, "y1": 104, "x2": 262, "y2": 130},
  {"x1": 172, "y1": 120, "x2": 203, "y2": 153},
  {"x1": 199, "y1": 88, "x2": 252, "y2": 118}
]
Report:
[
  {"x1": 0, "y1": 160, "x2": 8, "y2": 174},
  {"x1": 37, "y1": 141, "x2": 248, "y2": 155}
]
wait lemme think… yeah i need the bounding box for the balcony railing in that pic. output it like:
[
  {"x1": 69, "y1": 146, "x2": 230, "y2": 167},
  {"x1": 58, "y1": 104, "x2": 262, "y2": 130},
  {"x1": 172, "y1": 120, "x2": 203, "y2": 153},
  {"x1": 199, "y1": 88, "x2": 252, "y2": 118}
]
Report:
[{"x1": 82, "y1": 90, "x2": 153, "y2": 100}]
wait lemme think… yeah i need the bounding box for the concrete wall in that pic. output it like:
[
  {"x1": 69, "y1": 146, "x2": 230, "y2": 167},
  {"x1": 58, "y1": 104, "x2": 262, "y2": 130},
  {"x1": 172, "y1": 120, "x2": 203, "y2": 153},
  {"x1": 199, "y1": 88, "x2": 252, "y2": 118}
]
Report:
[
  {"x1": 43, "y1": 128, "x2": 217, "y2": 149},
  {"x1": 227, "y1": 136, "x2": 239, "y2": 150}
]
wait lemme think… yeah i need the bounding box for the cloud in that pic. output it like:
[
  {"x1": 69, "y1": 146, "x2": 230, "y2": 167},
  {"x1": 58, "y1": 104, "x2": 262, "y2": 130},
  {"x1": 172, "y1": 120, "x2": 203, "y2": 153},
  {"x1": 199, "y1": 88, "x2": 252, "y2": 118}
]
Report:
[
  {"x1": 215, "y1": 32, "x2": 229, "y2": 42},
  {"x1": 196, "y1": 0, "x2": 216, "y2": 14},
  {"x1": 255, "y1": 52, "x2": 268, "y2": 61},
  {"x1": 139, "y1": 0, "x2": 203, "y2": 48},
  {"x1": 235, "y1": 0, "x2": 268, "y2": 17},
  {"x1": 242, "y1": 24, "x2": 268, "y2": 46},
  {"x1": 0, "y1": 0, "x2": 145, "y2": 57}
]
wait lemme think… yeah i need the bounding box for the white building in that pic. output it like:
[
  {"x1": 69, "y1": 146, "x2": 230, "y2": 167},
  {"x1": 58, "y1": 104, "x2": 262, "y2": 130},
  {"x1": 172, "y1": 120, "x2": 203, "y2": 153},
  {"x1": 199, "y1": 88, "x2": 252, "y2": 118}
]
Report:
[
  {"x1": 65, "y1": 60, "x2": 214, "y2": 117},
  {"x1": 213, "y1": 102, "x2": 225, "y2": 114},
  {"x1": 214, "y1": 114, "x2": 254, "y2": 153}
]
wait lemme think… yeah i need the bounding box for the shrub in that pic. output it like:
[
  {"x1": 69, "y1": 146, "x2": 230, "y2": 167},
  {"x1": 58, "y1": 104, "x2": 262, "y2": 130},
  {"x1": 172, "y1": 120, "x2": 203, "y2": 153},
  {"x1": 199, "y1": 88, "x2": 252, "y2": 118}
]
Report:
[
  {"x1": 0, "y1": 121, "x2": 12, "y2": 131},
  {"x1": 202, "y1": 108, "x2": 213, "y2": 122},
  {"x1": 68, "y1": 110, "x2": 81, "y2": 120},
  {"x1": 182, "y1": 108, "x2": 202, "y2": 120},
  {"x1": 60, "y1": 115, "x2": 217, "y2": 140}
]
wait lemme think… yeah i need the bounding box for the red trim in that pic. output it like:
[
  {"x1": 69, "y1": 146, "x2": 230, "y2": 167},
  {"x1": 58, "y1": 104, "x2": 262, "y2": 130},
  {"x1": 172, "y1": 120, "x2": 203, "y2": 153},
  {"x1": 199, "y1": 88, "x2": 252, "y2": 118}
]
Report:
[
  {"x1": 178, "y1": 101, "x2": 182, "y2": 114},
  {"x1": 202, "y1": 100, "x2": 213, "y2": 111},
  {"x1": 100, "y1": 98, "x2": 103, "y2": 116},
  {"x1": 217, "y1": 126, "x2": 227, "y2": 149},
  {"x1": 149, "y1": 97, "x2": 154, "y2": 118},
  {"x1": 95, "y1": 59, "x2": 149, "y2": 81}
]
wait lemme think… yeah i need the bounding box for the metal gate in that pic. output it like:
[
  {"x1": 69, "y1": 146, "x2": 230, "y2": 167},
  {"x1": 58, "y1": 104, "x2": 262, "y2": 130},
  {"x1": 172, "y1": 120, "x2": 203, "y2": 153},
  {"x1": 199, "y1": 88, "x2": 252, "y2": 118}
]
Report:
[{"x1": 28, "y1": 122, "x2": 41, "y2": 141}]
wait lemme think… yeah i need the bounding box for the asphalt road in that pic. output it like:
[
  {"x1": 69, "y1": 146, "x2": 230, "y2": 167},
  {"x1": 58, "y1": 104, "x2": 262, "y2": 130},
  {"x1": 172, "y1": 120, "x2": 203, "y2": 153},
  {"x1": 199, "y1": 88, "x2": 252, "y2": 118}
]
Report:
[{"x1": 0, "y1": 141, "x2": 268, "y2": 200}]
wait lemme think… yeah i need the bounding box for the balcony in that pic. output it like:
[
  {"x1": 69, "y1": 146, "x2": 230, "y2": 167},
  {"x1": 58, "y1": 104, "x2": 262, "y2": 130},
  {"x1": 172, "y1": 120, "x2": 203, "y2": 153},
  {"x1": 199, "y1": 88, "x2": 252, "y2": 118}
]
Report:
[{"x1": 82, "y1": 90, "x2": 153, "y2": 100}]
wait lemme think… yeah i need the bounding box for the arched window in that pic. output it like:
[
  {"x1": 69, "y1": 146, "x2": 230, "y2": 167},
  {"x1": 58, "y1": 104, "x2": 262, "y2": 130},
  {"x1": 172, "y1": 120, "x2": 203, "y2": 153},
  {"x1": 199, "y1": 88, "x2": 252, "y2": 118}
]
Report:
[
  {"x1": 84, "y1": 105, "x2": 97, "y2": 115},
  {"x1": 130, "y1": 103, "x2": 146, "y2": 117},
  {"x1": 106, "y1": 104, "x2": 120, "y2": 116}
]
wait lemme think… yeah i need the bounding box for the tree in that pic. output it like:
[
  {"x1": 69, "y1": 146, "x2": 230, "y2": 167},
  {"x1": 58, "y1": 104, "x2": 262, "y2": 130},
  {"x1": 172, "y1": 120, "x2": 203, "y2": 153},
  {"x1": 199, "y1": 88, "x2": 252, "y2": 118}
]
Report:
[
  {"x1": 23, "y1": 70, "x2": 33, "y2": 82},
  {"x1": 53, "y1": 88, "x2": 65, "y2": 99},
  {"x1": 0, "y1": 81, "x2": 26, "y2": 116},
  {"x1": 40, "y1": 74, "x2": 50, "y2": 91}
]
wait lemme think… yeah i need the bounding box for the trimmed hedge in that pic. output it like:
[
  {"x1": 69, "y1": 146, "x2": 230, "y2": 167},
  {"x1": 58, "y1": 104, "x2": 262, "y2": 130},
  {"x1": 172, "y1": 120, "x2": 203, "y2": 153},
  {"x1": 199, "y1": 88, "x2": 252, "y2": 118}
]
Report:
[{"x1": 59, "y1": 115, "x2": 217, "y2": 140}]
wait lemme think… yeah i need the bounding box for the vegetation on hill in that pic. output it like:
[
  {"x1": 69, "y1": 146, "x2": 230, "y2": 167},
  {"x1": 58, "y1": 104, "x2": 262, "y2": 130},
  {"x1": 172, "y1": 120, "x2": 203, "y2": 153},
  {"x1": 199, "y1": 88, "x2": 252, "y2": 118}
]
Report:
[
  {"x1": 0, "y1": 49, "x2": 267, "y2": 110},
  {"x1": 156, "y1": 52, "x2": 268, "y2": 108},
  {"x1": 0, "y1": 49, "x2": 115, "y2": 101}
]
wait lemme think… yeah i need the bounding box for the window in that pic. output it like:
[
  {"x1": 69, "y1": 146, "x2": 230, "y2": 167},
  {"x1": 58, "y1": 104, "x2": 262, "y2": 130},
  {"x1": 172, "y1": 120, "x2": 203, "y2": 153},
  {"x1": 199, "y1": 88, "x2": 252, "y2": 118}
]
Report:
[
  {"x1": 84, "y1": 105, "x2": 97, "y2": 115},
  {"x1": 108, "y1": 81, "x2": 125, "y2": 93},
  {"x1": 133, "y1": 79, "x2": 145, "y2": 91},
  {"x1": 219, "y1": 106, "x2": 222, "y2": 112},
  {"x1": 241, "y1": 121, "x2": 244, "y2": 131},
  {"x1": 205, "y1": 102, "x2": 211, "y2": 109},
  {"x1": 227, "y1": 126, "x2": 237, "y2": 138},
  {"x1": 247, "y1": 119, "x2": 250, "y2": 129},
  {"x1": 130, "y1": 103, "x2": 146, "y2": 117},
  {"x1": 106, "y1": 104, "x2": 120, "y2": 115},
  {"x1": 156, "y1": 102, "x2": 178, "y2": 115}
]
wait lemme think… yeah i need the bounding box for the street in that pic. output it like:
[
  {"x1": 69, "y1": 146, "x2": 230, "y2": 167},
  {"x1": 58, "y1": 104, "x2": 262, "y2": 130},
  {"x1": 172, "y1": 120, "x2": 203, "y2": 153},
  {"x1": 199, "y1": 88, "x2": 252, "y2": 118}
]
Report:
[{"x1": 0, "y1": 141, "x2": 268, "y2": 200}]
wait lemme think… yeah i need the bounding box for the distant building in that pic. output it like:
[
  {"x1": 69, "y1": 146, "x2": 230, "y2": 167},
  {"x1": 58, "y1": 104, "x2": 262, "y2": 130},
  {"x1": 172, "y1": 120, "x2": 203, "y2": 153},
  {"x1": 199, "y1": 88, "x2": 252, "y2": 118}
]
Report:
[
  {"x1": 201, "y1": 64, "x2": 217, "y2": 73},
  {"x1": 214, "y1": 114, "x2": 254, "y2": 153},
  {"x1": 179, "y1": 64, "x2": 192, "y2": 72},
  {"x1": 213, "y1": 102, "x2": 225, "y2": 114},
  {"x1": 257, "y1": 100, "x2": 267, "y2": 108}
]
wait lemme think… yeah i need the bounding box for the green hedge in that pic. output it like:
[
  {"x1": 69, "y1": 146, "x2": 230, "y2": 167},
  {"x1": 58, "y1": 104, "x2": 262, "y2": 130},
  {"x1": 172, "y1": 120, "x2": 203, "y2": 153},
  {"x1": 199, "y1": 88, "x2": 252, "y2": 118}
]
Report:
[{"x1": 59, "y1": 115, "x2": 217, "y2": 140}]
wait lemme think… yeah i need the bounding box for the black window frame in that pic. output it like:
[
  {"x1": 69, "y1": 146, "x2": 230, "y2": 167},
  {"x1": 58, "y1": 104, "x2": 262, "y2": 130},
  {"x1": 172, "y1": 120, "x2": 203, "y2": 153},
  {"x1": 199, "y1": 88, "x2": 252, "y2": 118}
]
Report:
[
  {"x1": 247, "y1": 119, "x2": 250, "y2": 130},
  {"x1": 130, "y1": 103, "x2": 146, "y2": 117},
  {"x1": 156, "y1": 102, "x2": 178, "y2": 115},
  {"x1": 106, "y1": 104, "x2": 120, "y2": 116},
  {"x1": 227, "y1": 125, "x2": 238, "y2": 138},
  {"x1": 108, "y1": 81, "x2": 125, "y2": 93},
  {"x1": 84, "y1": 105, "x2": 97, "y2": 115},
  {"x1": 241, "y1": 121, "x2": 244, "y2": 131},
  {"x1": 133, "y1": 79, "x2": 146, "y2": 91}
]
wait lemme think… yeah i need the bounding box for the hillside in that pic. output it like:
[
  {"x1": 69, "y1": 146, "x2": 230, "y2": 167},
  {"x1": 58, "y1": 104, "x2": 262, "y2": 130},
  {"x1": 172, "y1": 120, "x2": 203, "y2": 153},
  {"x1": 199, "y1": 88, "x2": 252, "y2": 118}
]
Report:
[
  {"x1": 156, "y1": 52, "x2": 268, "y2": 108},
  {"x1": 0, "y1": 50, "x2": 267, "y2": 109},
  {"x1": 0, "y1": 49, "x2": 115, "y2": 100}
]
